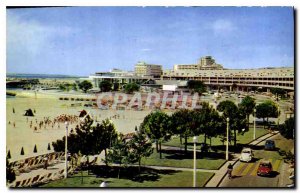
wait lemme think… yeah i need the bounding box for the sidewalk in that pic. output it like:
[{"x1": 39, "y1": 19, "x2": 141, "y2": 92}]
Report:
[{"x1": 205, "y1": 131, "x2": 279, "y2": 187}]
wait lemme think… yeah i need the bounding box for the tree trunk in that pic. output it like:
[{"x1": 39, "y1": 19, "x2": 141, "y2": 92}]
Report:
[
  {"x1": 180, "y1": 135, "x2": 182, "y2": 145},
  {"x1": 156, "y1": 141, "x2": 159, "y2": 153},
  {"x1": 159, "y1": 141, "x2": 162, "y2": 159},
  {"x1": 184, "y1": 135, "x2": 188, "y2": 154},
  {"x1": 209, "y1": 138, "x2": 212, "y2": 147},
  {"x1": 234, "y1": 129, "x2": 237, "y2": 147},
  {"x1": 118, "y1": 164, "x2": 121, "y2": 179},
  {"x1": 263, "y1": 118, "x2": 265, "y2": 129},
  {"x1": 247, "y1": 115, "x2": 250, "y2": 130},
  {"x1": 138, "y1": 159, "x2": 141, "y2": 173},
  {"x1": 204, "y1": 133, "x2": 207, "y2": 144},
  {"x1": 104, "y1": 149, "x2": 108, "y2": 166}
]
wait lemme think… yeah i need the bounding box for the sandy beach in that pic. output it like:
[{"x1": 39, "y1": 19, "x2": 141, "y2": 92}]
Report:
[{"x1": 6, "y1": 91, "x2": 156, "y2": 161}]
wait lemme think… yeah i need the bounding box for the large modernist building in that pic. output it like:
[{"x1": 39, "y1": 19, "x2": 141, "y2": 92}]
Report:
[
  {"x1": 174, "y1": 56, "x2": 223, "y2": 71},
  {"x1": 88, "y1": 57, "x2": 294, "y2": 92},
  {"x1": 134, "y1": 61, "x2": 162, "y2": 78}
]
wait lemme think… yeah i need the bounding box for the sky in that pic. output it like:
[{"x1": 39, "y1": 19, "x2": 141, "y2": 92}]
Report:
[{"x1": 6, "y1": 6, "x2": 294, "y2": 76}]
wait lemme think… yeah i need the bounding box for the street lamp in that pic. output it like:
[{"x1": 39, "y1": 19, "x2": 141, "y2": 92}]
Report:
[
  {"x1": 226, "y1": 118, "x2": 230, "y2": 161},
  {"x1": 253, "y1": 108, "x2": 256, "y2": 140},
  {"x1": 193, "y1": 136, "x2": 198, "y2": 188},
  {"x1": 65, "y1": 121, "x2": 69, "y2": 179}
]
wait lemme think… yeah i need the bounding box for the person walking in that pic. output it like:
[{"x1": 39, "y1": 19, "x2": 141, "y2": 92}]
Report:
[{"x1": 227, "y1": 163, "x2": 233, "y2": 179}]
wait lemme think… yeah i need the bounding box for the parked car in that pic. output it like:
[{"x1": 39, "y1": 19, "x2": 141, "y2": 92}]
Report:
[
  {"x1": 240, "y1": 148, "x2": 254, "y2": 162},
  {"x1": 257, "y1": 160, "x2": 273, "y2": 176},
  {"x1": 264, "y1": 140, "x2": 276, "y2": 150}
]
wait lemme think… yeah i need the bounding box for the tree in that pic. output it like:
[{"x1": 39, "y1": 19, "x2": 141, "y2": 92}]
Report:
[
  {"x1": 106, "y1": 135, "x2": 130, "y2": 179},
  {"x1": 99, "y1": 80, "x2": 112, "y2": 92},
  {"x1": 94, "y1": 119, "x2": 118, "y2": 164},
  {"x1": 217, "y1": 100, "x2": 247, "y2": 147},
  {"x1": 194, "y1": 102, "x2": 224, "y2": 145},
  {"x1": 270, "y1": 87, "x2": 286, "y2": 99},
  {"x1": 20, "y1": 147, "x2": 24, "y2": 155},
  {"x1": 187, "y1": 80, "x2": 206, "y2": 94},
  {"x1": 171, "y1": 109, "x2": 195, "y2": 154},
  {"x1": 52, "y1": 117, "x2": 118, "y2": 168},
  {"x1": 59, "y1": 84, "x2": 67, "y2": 91},
  {"x1": 140, "y1": 111, "x2": 171, "y2": 159},
  {"x1": 124, "y1": 83, "x2": 140, "y2": 94},
  {"x1": 279, "y1": 117, "x2": 294, "y2": 139},
  {"x1": 256, "y1": 100, "x2": 279, "y2": 127},
  {"x1": 6, "y1": 158, "x2": 16, "y2": 184},
  {"x1": 78, "y1": 80, "x2": 93, "y2": 93},
  {"x1": 113, "y1": 83, "x2": 119, "y2": 91},
  {"x1": 72, "y1": 83, "x2": 78, "y2": 91},
  {"x1": 127, "y1": 132, "x2": 153, "y2": 172},
  {"x1": 239, "y1": 96, "x2": 256, "y2": 129}
]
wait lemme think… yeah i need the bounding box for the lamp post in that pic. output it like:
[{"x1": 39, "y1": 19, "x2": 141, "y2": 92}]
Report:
[
  {"x1": 65, "y1": 121, "x2": 69, "y2": 179},
  {"x1": 226, "y1": 118, "x2": 230, "y2": 161},
  {"x1": 193, "y1": 136, "x2": 198, "y2": 187},
  {"x1": 253, "y1": 108, "x2": 256, "y2": 140}
]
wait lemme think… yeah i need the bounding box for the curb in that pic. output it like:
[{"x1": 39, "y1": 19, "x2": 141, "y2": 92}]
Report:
[{"x1": 203, "y1": 173, "x2": 216, "y2": 187}]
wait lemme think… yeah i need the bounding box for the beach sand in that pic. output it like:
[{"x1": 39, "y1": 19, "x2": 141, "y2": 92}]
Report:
[{"x1": 6, "y1": 94, "x2": 154, "y2": 161}]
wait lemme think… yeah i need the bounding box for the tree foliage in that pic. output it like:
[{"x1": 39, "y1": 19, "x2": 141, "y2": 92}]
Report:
[
  {"x1": 270, "y1": 87, "x2": 286, "y2": 97},
  {"x1": 195, "y1": 102, "x2": 224, "y2": 144},
  {"x1": 170, "y1": 109, "x2": 195, "y2": 154},
  {"x1": 78, "y1": 80, "x2": 93, "y2": 93},
  {"x1": 279, "y1": 117, "x2": 294, "y2": 139},
  {"x1": 239, "y1": 96, "x2": 256, "y2": 129},
  {"x1": 217, "y1": 100, "x2": 247, "y2": 146},
  {"x1": 140, "y1": 111, "x2": 171, "y2": 159},
  {"x1": 124, "y1": 83, "x2": 140, "y2": 94},
  {"x1": 106, "y1": 136, "x2": 130, "y2": 179},
  {"x1": 99, "y1": 80, "x2": 113, "y2": 92},
  {"x1": 106, "y1": 132, "x2": 153, "y2": 176},
  {"x1": 187, "y1": 80, "x2": 206, "y2": 94},
  {"x1": 52, "y1": 118, "x2": 118, "y2": 158},
  {"x1": 256, "y1": 100, "x2": 279, "y2": 126}
]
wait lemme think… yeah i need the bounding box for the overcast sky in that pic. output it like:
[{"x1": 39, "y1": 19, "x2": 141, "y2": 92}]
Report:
[{"x1": 7, "y1": 6, "x2": 294, "y2": 76}]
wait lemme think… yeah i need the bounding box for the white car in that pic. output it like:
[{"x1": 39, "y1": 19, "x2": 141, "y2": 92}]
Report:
[{"x1": 240, "y1": 148, "x2": 254, "y2": 162}]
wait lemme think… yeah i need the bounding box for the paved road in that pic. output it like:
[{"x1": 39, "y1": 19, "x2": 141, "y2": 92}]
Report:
[{"x1": 219, "y1": 133, "x2": 291, "y2": 188}]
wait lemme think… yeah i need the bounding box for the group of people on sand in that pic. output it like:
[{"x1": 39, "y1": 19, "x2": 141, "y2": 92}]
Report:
[{"x1": 26, "y1": 114, "x2": 80, "y2": 132}]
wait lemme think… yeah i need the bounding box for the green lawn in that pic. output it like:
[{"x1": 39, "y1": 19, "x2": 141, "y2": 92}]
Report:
[
  {"x1": 163, "y1": 126, "x2": 269, "y2": 148},
  {"x1": 42, "y1": 170, "x2": 214, "y2": 188},
  {"x1": 142, "y1": 151, "x2": 226, "y2": 170}
]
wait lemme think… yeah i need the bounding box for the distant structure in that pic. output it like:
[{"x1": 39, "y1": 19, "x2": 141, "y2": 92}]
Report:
[
  {"x1": 174, "y1": 56, "x2": 223, "y2": 71},
  {"x1": 87, "y1": 56, "x2": 294, "y2": 93},
  {"x1": 134, "y1": 61, "x2": 162, "y2": 78}
]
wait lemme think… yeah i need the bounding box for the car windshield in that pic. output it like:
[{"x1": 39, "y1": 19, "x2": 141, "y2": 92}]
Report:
[
  {"x1": 242, "y1": 150, "x2": 251, "y2": 154},
  {"x1": 266, "y1": 141, "x2": 274, "y2": 144},
  {"x1": 260, "y1": 163, "x2": 271, "y2": 167}
]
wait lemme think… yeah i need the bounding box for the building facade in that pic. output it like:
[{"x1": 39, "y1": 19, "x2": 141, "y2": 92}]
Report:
[
  {"x1": 134, "y1": 61, "x2": 162, "y2": 78},
  {"x1": 173, "y1": 56, "x2": 223, "y2": 71},
  {"x1": 163, "y1": 67, "x2": 294, "y2": 91},
  {"x1": 88, "y1": 57, "x2": 294, "y2": 92}
]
